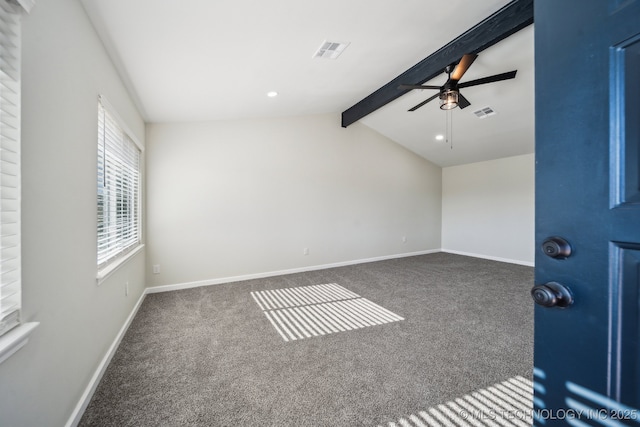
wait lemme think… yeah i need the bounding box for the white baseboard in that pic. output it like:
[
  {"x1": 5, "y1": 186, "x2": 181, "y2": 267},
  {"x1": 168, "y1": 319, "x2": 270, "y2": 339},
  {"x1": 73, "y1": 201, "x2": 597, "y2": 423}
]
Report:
[
  {"x1": 146, "y1": 249, "x2": 441, "y2": 294},
  {"x1": 65, "y1": 290, "x2": 148, "y2": 427},
  {"x1": 441, "y1": 249, "x2": 535, "y2": 267}
]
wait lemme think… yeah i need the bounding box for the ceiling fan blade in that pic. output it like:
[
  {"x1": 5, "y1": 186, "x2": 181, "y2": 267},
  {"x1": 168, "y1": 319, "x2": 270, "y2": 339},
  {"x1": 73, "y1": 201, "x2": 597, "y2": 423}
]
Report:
[
  {"x1": 408, "y1": 93, "x2": 440, "y2": 111},
  {"x1": 450, "y1": 54, "x2": 478, "y2": 82},
  {"x1": 458, "y1": 93, "x2": 471, "y2": 109},
  {"x1": 399, "y1": 84, "x2": 441, "y2": 90},
  {"x1": 458, "y1": 70, "x2": 517, "y2": 89}
]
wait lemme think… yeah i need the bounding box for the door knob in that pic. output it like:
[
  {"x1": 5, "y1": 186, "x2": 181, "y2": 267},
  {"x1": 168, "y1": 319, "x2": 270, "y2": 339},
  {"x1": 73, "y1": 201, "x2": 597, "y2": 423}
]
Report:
[{"x1": 531, "y1": 282, "x2": 573, "y2": 308}]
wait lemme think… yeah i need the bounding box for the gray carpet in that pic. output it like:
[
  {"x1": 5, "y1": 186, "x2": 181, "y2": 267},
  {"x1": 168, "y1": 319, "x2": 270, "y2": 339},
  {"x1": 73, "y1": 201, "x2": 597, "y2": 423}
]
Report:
[{"x1": 79, "y1": 253, "x2": 534, "y2": 426}]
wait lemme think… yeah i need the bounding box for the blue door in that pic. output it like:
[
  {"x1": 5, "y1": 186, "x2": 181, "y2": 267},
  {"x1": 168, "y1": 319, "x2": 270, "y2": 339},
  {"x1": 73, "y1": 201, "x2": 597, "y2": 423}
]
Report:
[{"x1": 534, "y1": 0, "x2": 640, "y2": 424}]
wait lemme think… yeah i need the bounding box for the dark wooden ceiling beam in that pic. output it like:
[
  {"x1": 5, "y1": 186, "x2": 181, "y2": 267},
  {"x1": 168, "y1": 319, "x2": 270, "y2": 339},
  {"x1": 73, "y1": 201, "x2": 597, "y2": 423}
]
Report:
[{"x1": 341, "y1": 0, "x2": 533, "y2": 128}]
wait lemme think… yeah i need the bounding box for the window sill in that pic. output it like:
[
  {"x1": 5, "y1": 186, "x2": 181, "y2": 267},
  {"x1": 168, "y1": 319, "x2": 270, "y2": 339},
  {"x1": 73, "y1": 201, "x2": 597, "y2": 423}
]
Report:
[
  {"x1": 96, "y1": 244, "x2": 145, "y2": 285},
  {"x1": 0, "y1": 322, "x2": 39, "y2": 365}
]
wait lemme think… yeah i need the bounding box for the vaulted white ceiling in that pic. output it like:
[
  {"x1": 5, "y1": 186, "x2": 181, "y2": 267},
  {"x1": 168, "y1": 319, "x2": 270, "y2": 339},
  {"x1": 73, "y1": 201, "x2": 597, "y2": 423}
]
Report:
[
  {"x1": 361, "y1": 26, "x2": 534, "y2": 167},
  {"x1": 80, "y1": 0, "x2": 533, "y2": 167}
]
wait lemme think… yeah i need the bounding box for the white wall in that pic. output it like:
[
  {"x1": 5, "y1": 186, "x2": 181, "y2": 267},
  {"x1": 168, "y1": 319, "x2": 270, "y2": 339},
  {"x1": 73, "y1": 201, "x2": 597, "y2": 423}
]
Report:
[
  {"x1": 442, "y1": 154, "x2": 534, "y2": 265},
  {"x1": 146, "y1": 115, "x2": 442, "y2": 287},
  {"x1": 0, "y1": 1, "x2": 146, "y2": 426}
]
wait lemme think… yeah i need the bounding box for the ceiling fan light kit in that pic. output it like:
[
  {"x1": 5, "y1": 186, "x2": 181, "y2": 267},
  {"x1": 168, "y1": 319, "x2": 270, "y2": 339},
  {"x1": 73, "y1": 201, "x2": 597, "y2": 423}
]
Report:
[{"x1": 439, "y1": 89, "x2": 459, "y2": 110}]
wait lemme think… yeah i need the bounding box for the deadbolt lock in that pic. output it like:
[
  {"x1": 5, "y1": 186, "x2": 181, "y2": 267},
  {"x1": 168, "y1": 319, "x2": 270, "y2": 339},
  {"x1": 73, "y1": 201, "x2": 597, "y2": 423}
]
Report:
[{"x1": 542, "y1": 236, "x2": 572, "y2": 259}]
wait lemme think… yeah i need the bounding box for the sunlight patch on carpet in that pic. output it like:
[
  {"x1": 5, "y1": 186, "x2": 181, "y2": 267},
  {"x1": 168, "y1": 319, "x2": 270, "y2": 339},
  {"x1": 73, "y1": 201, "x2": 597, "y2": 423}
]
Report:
[
  {"x1": 381, "y1": 376, "x2": 534, "y2": 427},
  {"x1": 251, "y1": 283, "x2": 404, "y2": 341}
]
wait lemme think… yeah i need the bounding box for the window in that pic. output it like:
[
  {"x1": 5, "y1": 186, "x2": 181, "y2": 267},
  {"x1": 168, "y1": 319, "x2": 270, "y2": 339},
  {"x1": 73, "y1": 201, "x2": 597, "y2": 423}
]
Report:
[
  {"x1": 97, "y1": 98, "x2": 142, "y2": 272},
  {"x1": 0, "y1": 0, "x2": 23, "y2": 340},
  {"x1": 0, "y1": 1, "x2": 38, "y2": 359}
]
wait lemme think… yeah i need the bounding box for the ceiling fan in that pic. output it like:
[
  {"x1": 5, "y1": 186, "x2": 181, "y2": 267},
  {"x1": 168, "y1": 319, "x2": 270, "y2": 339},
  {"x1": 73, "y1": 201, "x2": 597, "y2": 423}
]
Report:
[{"x1": 398, "y1": 54, "x2": 517, "y2": 112}]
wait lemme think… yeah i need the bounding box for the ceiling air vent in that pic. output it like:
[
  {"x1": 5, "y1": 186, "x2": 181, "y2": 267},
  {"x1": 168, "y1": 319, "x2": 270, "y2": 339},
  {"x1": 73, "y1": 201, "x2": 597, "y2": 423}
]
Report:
[
  {"x1": 473, "y1": 106, "x2": 497, "y2": 119},
  {"x1": 312, "y1": 40, "x2": 350, "y2": 59}
]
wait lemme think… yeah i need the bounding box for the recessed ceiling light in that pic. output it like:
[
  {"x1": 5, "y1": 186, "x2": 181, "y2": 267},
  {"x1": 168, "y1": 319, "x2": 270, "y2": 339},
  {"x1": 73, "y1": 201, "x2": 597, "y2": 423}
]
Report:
[
  {"x1": 267, "y1": 91, "x2": 278, "y2": 97},
  {"x1": 435, "y1": 134, "x2": 444, "y2": 141}
]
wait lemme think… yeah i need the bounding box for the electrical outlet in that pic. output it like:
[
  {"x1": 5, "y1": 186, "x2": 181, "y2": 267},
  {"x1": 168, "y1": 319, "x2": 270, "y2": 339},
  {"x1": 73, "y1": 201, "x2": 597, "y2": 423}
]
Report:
[
  {"x1": 303, "y1": 247, "x2": 309, "y2": 256},
  {"x1": 402, "y1": 236, "x2": 407, "y2": 243},
  {"x1": 153, "y1": 264, "x2": 160, "y2": 274},
  {"x1": 125, "y1": 281, "x2": 129, "y2": 296}
]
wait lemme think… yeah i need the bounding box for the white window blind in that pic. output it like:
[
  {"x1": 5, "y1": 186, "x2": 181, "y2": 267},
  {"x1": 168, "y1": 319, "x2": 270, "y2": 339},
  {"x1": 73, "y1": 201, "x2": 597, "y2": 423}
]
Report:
[
  {"x1": 97, "y1": 99, "x2": 141, "y2": 269},
  {"x1": 0, "y1": 0, "x2": 22, "y2": 338}
]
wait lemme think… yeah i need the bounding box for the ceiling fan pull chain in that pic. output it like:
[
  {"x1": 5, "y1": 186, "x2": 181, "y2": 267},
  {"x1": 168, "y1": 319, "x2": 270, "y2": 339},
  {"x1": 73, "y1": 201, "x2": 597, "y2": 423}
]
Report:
[
  {"x1": 445, "y1": 110, "x2": 453, "y2": 150},
  {"x1": 446, "y1": 110, "x2": 449, "y2": 147},
  {"x1": 450, "y1": 110, "x2": 453, "y2": 150},
  {"x1": 445, "y1": 110, "x2": 448, "y2": 146}
]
